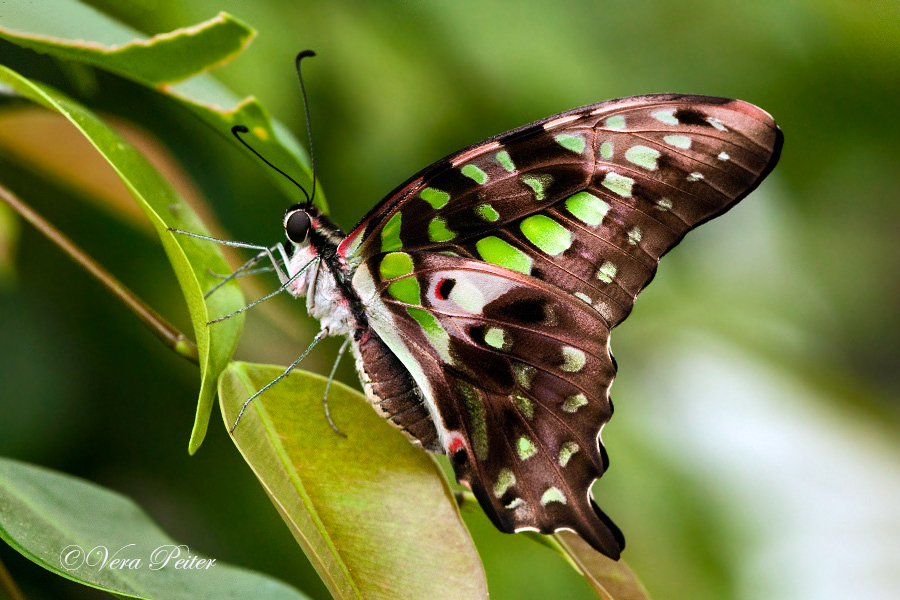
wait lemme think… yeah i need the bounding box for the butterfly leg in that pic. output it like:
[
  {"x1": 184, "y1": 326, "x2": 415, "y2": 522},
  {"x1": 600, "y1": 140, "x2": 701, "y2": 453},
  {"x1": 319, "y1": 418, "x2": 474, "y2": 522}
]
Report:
[
  {"x1": 230, "y1": 327, "x2": 329, "y2": 433},
  {"x1": 203, "y1": 249, "x2": 280, "y2": 298},
  {"x1": 207, "y1": 257, "x2": 319, "y2": 325},
  {"x1": 167, "y1": 228, "x2": 291, "y2": 284},
  {"x1": 206, "y1": 264, "x2": 278, "y2": 280},
  {"x1": 322, "y1": 337, "x2": 350, "y2": 437}
]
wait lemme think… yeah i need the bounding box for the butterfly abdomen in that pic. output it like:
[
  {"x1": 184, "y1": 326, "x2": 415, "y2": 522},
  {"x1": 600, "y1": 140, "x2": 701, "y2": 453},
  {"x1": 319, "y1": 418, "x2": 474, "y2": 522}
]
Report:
[{"x1": 352, "y1": 327, "x2": 441, "y2": 452}]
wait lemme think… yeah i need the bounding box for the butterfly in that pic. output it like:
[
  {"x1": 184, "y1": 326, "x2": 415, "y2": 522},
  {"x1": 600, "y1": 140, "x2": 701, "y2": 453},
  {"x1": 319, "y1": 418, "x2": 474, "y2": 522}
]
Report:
[{"x1": 228, "y1": 92, "x2": 782, "y2": 559}]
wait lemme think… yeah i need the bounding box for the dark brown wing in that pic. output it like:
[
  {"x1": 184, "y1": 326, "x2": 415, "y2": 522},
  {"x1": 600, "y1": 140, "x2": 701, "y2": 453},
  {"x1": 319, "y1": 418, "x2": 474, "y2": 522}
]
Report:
[
  {"x1": 345, "y1": 95, "x2": 782, "y2": 557},
  {"x1": 353, "y1": 252, "x2": 623, "y2": 556},
  {"x1": 342, "y1": 94, "x2": 782, "y2": 328}
]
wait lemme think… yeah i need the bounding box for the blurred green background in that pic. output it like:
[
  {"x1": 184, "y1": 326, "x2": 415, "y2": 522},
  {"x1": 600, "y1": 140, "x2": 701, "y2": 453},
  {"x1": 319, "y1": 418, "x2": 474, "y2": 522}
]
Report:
[{"x1": 1, "y1": 1, "x2": 898, "y2": 599}]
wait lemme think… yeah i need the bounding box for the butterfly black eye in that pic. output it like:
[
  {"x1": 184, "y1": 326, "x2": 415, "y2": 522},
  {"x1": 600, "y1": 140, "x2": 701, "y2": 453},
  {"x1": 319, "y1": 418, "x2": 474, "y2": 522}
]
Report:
[{"x1": 284, "y1": 209, "x2": 311, "y2": 244}]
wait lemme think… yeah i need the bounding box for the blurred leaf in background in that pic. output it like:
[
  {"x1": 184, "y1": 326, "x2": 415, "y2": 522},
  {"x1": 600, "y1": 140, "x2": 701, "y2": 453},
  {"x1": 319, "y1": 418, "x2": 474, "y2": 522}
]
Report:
[
  {"x1": 0, "y1": 1, "x2": 898, "y2": 599},
  {"x1": 0, "y1": 457, "x2": 310, "y2": 599}
]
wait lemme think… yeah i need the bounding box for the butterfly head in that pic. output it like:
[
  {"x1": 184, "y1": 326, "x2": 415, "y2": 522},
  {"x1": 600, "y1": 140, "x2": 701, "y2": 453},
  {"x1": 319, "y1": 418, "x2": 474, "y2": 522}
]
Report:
[
  {"x1": 284, "y1": 203, "x2": 312, "y2": 244},
  {"x1": 283, "y1": 203, "x2": 345, "y2": 258}
]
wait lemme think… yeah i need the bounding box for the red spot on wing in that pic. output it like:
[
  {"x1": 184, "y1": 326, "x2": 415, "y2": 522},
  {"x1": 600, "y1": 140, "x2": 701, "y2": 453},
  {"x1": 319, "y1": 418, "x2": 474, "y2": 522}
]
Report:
[
  {"x1": 337, "y1": 221, "x2": 368, "y2": 258},
  {"x1": 435, "y1": 278, "x2": 456, "y2": 300},
  {"x1": 435, "y1": 278, "x2": 448, "y2": 300},
  {"x1": 446, "y1": 432, "x2": 465, "y2": 455}
]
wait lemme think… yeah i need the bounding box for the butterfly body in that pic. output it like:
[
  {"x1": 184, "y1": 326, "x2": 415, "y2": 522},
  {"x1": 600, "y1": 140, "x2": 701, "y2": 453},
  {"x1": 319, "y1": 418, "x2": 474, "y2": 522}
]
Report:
[
  {"x1": 279, "y1": 94, "x2": 783, "y2": 559},
  {"x1": 285, "y1": 212, "x2": 443, "y2": 451}
]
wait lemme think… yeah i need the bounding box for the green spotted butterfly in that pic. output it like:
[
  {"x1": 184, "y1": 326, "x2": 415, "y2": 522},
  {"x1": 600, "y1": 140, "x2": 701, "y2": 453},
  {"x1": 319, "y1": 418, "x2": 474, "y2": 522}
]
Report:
[{"x1": 234, "y1": 93, "x2": 782, "y2": 559}]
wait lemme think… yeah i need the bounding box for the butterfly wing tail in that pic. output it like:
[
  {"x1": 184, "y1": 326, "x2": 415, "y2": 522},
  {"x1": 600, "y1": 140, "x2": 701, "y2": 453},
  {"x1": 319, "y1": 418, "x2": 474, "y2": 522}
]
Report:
[
  {"x1": 459, "y1": 457, "x2": 624, "y2": 559},
  {"x1": 587, "y1": 497, "x2": 625, "y2": 559}
]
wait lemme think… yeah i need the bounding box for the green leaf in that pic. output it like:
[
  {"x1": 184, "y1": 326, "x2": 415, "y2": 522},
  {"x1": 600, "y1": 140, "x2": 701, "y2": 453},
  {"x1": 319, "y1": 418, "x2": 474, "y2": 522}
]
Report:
[
  {"x1": 0, "y1": 1, "x2": 326, "y2": 212},
  {"x1": 553, "y1": 531, "x2": 651, "y2": 600},
  {"x1": 219, "y1": 363, "x2": 489, "y2": 600},
  {"x1": 0, "y1": 65, "x2": 244, "y2": 453},
  {"x1": 0, "y1": 200, "x2": 19, "y2": 287},
  {"x1": 0, "y1": 5, "x2": 253, "y2": 85},
  {"x1": 0, "y1": 457, "x2": 310, "y2": 599}
]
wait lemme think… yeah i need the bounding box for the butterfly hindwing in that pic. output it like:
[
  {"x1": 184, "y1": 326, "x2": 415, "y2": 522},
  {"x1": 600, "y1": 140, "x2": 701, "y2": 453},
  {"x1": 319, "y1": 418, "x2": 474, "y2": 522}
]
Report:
[{"x1": 353, "y1": 252, "x2": 623, "y2": 556}]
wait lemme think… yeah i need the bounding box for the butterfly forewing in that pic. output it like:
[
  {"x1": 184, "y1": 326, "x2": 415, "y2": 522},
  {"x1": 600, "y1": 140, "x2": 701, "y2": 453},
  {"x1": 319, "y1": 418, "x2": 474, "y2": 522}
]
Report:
[
  {"x1": 343, "y1": 94, "x2": 780, "y2": 322},
  {"x1": 342, "y1": 94, "x2": 782, "y2": 557}
]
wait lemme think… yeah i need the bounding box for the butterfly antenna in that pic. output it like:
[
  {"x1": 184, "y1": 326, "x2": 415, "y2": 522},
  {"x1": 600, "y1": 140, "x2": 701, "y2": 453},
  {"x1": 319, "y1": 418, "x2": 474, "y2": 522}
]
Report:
[
  {"x1": 295, "y1": 50, "x2": 318, "y2": 210},
  {"x1": 231, "y1": 125, "x2": 311, "y2": 205}
]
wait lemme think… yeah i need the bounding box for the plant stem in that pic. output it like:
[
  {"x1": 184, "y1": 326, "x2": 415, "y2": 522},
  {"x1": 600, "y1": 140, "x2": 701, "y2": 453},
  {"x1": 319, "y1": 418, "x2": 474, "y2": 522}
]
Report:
[
  {"x1": 0, "y1": 183, "x2": 199, "y2": 365},
  {"x1": 0, "y1": 554, "x2": 25, "y2": 600}
]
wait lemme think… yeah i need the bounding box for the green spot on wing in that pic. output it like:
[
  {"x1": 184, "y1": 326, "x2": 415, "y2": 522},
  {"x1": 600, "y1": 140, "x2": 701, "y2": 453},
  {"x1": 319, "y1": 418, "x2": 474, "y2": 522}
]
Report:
[
  {"x1": 420, "y1": 187, "x2": 450, "y2": 209},
  {"x1": 407, "y1": 307, "x2": 451, "y2": 362},
  {"x1": 562, "y1": 393, "x2": 588, "y2": 413},
  {"x1": 476, "y1": 237, "x2": 533, "y2": 274},
  {"x1": 521, "y1": 174, "x2": 553, "y2": 200},
  {"x1": 513, "y1": 363, "x2": 536, "y2": 389},
  {"x1": 495, "y1": 150, "x2": 515, "y2": 172},
  {"x1": 407, "y1": 307, "x2": 442, "y2": 337},
  {"x1": 484, "y1": 327, "x2": 509, "y2": 350},
  {"x1": 476, "y1": 203, "x2": 500, "y2": 222},
  {"x1": 600, "y1": 141, "x2": 613, "y2": 159},
  {"x1": 428, "y1": 216, "x2": 456, "y2": 242},
  {"x1": 540, "y1": 487, "x2": 566, "y2": 505},
  {"x1": 459, "y1": 382, "x2": 488, "y2": 460},
  {"x1": 628, "y1": 227, "x2": 642, "y2": 245},
  {"x1": 664, "y1": 135, "x2": 692, "y2": 149},
  {"x1": 513, "y1": 393, "x2": 534, "y2": 419},
  {"x1": 517, "y1": 436, "x2": 537, "y2": 460},
  {"x1": 381, "y1": 212, "x2": 403, "y2": 252},
  {"x1": 379, "y1": 252, "x2": 413, "y2": 280},
  {"x1": 604, "y1": 115, "x2": 626, "y2": 129},
  {"x1": 601, "y1": 172, "x2": 634, "y2": 197},
  {"x1": 554, "y1": 133, "x2": 586, "y2": 154},
  {"x1": 494, "y1": 468, "x2": 515, "y2": 498},
  {"x1": 520, "y1": 215, "x2": 572, "y2": 256},
  {"x1": 387, "y1": 277, "x2": 420, "y2": 305},
  {"x1": 461, "y1": 164, "x2": 488, "y2": 184},
  {"x1": 565, "y1": 191, "x2": 609, "y2": 226},
  {"x1": 624, "y1": 145, "x2": 661, "y2": 170},
  {"x1": 651, "y1": 109, "x2": 679, "y2": 125},
  {"x1": 596, "y1": 260, "x2": 618, "y2": 283},
  {"x1": 558, "y1": 442, "x2": 580, "y2": 467},
  {"x1": 561, "y1": 346, "x2": 586, "y2": 372}
]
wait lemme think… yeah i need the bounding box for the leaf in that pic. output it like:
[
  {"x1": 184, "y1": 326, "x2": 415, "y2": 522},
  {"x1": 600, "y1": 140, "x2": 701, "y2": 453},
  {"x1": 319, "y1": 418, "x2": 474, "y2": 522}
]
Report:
[
  {"x1": 0, "y1": 106, "x2": 201, "y2": 236},
  {"x1": 0, "y1": 65, "x2": 244, "y2": 453},
  {"x1": 0, "y1": 4, "x2": 252, "y2": 85},
  {"x1": 0, "y1": 1, "x2": 326, "y2": 212},
  {"x1": 219, "y1": 363, "x2": 489, "y2": 600},
  {"x1": 0, "y1": 457, "x2": 310, "y2": 600},
  {"x1": 0, "y1": 199, "x2": 19, "y2": 287},
  {"x1": 554, "y1": 531, "x2": 651, "y2": 600}
]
